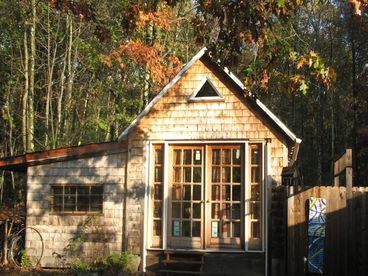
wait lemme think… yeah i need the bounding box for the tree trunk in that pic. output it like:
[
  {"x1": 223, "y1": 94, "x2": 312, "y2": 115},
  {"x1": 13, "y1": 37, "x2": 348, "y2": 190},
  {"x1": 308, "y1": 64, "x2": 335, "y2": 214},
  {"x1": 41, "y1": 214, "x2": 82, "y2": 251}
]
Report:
[
  {"x1": 22, "y1": 29, "x2": 29, "y2": 153},
  {"x1": 28, "y1": 0, "x2": 36, "y2": 152},
  {"x1": 55, "y1": 15, "x2": 70, "y2": 148}
]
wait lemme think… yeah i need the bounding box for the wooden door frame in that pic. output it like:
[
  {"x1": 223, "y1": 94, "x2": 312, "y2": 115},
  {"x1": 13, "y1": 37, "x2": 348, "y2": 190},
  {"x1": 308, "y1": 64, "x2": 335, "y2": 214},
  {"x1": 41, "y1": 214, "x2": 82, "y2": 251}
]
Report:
[
  {"x1": 146, "y1": 140, "x2": 267, "y2": 253},
  {"x1": 205, "y1": 144, "x2": 244, "y2": 250},
  {"x1": 167, "y1": 145, "x2": 204, "y2": 249}
]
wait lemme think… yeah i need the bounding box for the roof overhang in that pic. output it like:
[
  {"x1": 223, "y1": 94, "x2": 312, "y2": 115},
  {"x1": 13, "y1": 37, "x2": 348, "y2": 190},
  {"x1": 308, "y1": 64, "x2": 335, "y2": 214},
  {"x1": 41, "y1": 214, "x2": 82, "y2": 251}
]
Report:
[
  {"x1": 0, "y1": 141, "x2": 127, "y2": 172},
  {"x1": 118, "y1": 48, "x2": 301, "y2": 153}
]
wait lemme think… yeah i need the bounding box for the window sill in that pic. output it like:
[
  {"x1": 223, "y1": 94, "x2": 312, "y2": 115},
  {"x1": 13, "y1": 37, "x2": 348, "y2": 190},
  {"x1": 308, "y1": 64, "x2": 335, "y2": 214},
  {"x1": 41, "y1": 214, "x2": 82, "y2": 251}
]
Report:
[{"x1": 49, "y1": 211, "x2": 103, "y2": 216}]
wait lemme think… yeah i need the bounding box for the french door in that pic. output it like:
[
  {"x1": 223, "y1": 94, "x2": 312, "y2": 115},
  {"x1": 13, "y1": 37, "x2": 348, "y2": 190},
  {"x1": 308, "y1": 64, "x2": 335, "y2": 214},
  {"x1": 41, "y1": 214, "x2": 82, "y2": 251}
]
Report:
[
  {"x1": 167, "y1": 146, "x2": 204, "y2": 249},
  {"x1": 167, "y1": 144, "x2": 244, "y2": 250},
  {"x1": 206, "y1": 145, "x2": 243, "y2": 249}
]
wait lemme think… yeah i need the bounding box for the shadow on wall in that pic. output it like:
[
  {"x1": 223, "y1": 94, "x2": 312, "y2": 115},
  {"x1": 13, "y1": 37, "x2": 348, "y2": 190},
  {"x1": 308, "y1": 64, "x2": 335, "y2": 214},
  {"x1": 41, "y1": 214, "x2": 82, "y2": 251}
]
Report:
[
  {"x1": 286, "y1": 186, "x2": 368, "y2": 276},
  {"x1": 24, "y1": 151, "x2": 134, "y2": 267}
]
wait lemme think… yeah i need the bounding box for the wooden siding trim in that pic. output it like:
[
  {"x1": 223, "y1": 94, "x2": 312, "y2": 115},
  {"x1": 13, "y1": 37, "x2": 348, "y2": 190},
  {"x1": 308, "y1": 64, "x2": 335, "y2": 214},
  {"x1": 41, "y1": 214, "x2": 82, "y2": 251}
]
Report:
[
  {"x1": 0, "y1": 142, "x2": 127, "y2": 171},
  {"x1": 188, "y1": 76, "x2": 224, "y2": 101}
]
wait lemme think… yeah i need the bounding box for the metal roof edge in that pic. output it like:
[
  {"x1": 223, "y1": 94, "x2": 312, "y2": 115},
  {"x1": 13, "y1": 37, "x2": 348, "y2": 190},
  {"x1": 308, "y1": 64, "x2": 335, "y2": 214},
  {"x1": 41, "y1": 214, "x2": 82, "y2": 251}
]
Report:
[
  {"x1": 118, "y1": 47, "x2": 208, "y2": 142},
  {"x1": 255, "y1": 99, "x2": 301, "y2": 143},
  {"x1": 223, "y1": 65, "x2": 301, "y2": 145}
]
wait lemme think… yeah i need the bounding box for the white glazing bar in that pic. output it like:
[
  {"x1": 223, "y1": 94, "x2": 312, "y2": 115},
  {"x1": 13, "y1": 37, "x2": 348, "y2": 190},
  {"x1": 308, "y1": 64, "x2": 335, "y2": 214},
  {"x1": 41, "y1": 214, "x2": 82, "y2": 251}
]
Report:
[
  {"x1": 142, "y1": 141, "x2": 150, "y2": 272},
  {"x1": 244, "y1": 141, "x2": 249, "y2": 251},
  {"x1": 163, "y1": 142, "x2": 169, "y2": 249},
  {"x1": 265, "y1": 141, "x2": 271, "y2": 275}
]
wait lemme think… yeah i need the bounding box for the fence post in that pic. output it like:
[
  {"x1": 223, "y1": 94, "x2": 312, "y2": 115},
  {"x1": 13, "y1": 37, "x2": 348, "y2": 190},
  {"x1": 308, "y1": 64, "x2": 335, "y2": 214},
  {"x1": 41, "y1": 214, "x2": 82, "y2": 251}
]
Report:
[{"x1": 343, "y1": 149, "x2": 353, "y2": 276}]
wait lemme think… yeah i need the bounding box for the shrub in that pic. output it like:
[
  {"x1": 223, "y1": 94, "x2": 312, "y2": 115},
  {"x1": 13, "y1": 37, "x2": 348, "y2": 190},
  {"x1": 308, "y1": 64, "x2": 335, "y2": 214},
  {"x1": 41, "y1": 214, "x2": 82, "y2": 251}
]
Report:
[
  {"x1": 69, "y1": 252, "x2": 132, "y2": 275},
  {"x1": 20, "y1": 250, "x2": 32, "y2": 269}
]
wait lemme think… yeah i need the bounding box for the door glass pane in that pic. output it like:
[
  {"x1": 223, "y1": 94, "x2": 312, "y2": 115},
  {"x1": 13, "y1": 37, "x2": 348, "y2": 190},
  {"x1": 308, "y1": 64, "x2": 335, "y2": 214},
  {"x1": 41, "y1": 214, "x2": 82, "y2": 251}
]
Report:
[
  {"x1": 232, "y1": 167, "x2": 241, "y2": 183},
  {"x1": 174, "y1": 167, "x2": 181, "y2": 183},
  {"x1": 233, "y1": 222, "x2": 240, "y2": 237},
  {"x1": 172, "y1": 185, "x2": 181, "y2": 200},
  {"x1": 183, "y1": 150, "x2": 192, "y2": 165},
  {"x1": 222, "y1": 203, "x2": 230, "y2": 219},
  {"x1": 155, "y1": 149, "x2": 163, "y2": 164},
  {"x1": 212, "y1": 149, "x2": 220, "y2": 165},
  {"x1": 222, "y1": 185, "x2": 231, "y2": 201},
  {"x1": 154, "y1": 184, "x2": 162, "y2": 200},
  {"x1": 251, "y1": 185, "x2": 260, "y2": 201},
  {"x1": 193, "y1": 203, "x2": 201, "y2": 219},
  {"x1": 251, "y1": 167, "x2": 260, "y2": 183},
  {"x1": 172, "y1": 202, "x2": 181, "y2": 218},
  {"x1": 182, "y1": 221, "x2": 190, "y2": 237},
  {"x1": 154, "y1": 202, "x2": 162, "y2": 218},
  {"x1": 193, "y1": 167, "x2": 201, "y2": 183},
  {"x1": 174, "y1": 150, "x2": 181, "y2": 165},
  {"x1": 212, "y1": 185, "x2": 220, "y2": 201},
  {"x1": 222, "y1": 167, "x2": 231, "y2": 183},
  {"x1": 233, "y1": 149, "x2": 241, "y2": 164},
  {"x1": 222, "y1": 221, "x2": 230, "y2": 238},
  {"x1": 153, "y1": 220, "x2": 162, "y2": 236},
  {"x1": 212, "y1": 203, "x2": 220, "y2": 219},
  {"x1": 183, "y1": 185, "x2": 191, "y2": 200},
  {"x1": 183, "y1": 202, "x2": 191, "y2": 218},
  {"x1": 232, "y1": 185, "x2": 241, "y2": 201},
  {"x1": 184, "y1": 167, "x2": 191, "y2": 183},
  {"x1": 251, "y1": 202, "x2": 260, "y2": 220},
  {"x1": 232, "y1": 204, "x2": 240, "y2": 219},
  {"x1": 222, "y1": 149, "x2": 231, "y2": 164},
  {"x1": 212, "y1": 167, "x2": 220, "y2": 183},
  {"x1": 172, "y1": 220, "x2": 180, "y2": 237},
  {"x1": 155, "y1": 167, "x2": 163, "y2": 182},
  {"x1": 193, "y1": 185, "x2": 201, "y2": 200},
  {"x1": 193, "y1": 150, "x2": 202, "y2": 165},
  {"x1": 251, "y1": 148, "x2": 260, "y2": 164},
  {"x1": 192, "y1": 221, "x2": 201, "y2": 237},
  {"x1": 251, "y1": 221, "x2": 260, "y2": 238}
]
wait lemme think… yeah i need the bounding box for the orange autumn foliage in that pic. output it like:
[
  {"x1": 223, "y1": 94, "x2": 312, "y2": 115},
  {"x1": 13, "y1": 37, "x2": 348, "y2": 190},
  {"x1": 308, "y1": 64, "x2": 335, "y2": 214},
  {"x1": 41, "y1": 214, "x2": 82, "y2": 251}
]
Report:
[
  {"x1": 137, "y1": 3, "x2": 174, "y2": 32},
  {"x1": 104, "y1": 41, "x2": 182, "y2": 86}
]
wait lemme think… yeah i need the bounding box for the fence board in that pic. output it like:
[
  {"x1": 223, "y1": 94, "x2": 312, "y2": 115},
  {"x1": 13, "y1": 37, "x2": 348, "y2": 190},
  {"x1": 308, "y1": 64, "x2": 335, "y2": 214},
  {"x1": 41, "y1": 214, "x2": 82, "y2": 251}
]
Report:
[{"x1": 287, "y1": 185, "x2": 368, "y2": 276}]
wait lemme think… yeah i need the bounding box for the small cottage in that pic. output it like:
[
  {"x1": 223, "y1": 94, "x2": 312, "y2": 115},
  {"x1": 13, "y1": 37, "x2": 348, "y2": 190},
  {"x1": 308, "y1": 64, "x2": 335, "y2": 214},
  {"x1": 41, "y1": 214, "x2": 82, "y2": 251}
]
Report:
[{"x1": 0, "y1": 48, "x2": 301, "y2": 275}]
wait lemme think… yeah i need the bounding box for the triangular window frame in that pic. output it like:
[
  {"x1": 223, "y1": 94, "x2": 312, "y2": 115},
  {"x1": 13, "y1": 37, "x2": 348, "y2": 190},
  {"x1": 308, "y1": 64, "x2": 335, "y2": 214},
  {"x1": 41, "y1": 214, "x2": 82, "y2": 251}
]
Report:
[{"x1": 188, "y1": 77, "x2": 224, "y2": 102}]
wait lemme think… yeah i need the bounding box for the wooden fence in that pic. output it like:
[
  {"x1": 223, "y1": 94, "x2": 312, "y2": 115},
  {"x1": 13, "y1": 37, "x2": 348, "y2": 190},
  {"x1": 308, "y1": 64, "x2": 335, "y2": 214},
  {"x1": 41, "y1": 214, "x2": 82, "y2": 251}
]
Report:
[{"x1": 287, "y1": 186, "x2": 368, "y2": 276}]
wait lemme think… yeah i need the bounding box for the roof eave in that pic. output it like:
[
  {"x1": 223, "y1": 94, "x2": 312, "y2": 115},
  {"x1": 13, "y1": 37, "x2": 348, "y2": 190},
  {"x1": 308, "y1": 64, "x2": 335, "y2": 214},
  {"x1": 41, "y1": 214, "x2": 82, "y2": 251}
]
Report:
[
  {"x1": 0, "y1": 141, "x2": 127, "y2": 172},
  {"x1": 118, "y1": 47, "x2": 208, "y2": 142}
]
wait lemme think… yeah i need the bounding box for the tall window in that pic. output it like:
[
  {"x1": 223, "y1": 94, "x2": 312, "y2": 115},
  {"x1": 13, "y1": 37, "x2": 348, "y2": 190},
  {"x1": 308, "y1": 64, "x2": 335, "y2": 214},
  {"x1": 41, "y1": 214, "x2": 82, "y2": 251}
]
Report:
[
  {"x1": 50, "y1": 185, "x2": 103, "y2": 214},
  {"x1": 248, "y1": 144, "x2": 263, "y2": 250},
  {"x1": 152, "y1": 145, "x2": 164, "y2": 247}
]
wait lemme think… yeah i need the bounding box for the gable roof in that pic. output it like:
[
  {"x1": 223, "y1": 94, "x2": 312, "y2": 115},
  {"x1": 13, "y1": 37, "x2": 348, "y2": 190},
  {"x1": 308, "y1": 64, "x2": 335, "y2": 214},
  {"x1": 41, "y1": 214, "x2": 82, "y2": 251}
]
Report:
[{"x1": 118, "y1": 47, "x2": 301, "y2": 147}]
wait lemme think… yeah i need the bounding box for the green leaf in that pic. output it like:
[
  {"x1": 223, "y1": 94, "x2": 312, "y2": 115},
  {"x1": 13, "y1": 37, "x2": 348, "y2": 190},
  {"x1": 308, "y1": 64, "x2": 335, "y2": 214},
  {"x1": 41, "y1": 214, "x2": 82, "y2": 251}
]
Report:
[
  {"x1": 298, "y1": 80, "x2": 308, "y2": 95},
  {"x1": 244, "y1": 66, "x2": 254, "y2": 75},
  {"x1": 289, "y1": 51, "x2": 298, "y2": 61},
  {"x1": 276, "y1": 0, "x2": 285, "y2": 8}
]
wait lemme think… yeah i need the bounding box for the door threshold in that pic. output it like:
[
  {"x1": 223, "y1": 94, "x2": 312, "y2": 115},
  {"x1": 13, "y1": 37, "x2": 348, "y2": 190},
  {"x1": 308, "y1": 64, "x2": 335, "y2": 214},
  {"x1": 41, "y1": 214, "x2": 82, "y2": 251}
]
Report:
[{"x1": 147, "y1": 248, "x2": 246, "y2": 253}]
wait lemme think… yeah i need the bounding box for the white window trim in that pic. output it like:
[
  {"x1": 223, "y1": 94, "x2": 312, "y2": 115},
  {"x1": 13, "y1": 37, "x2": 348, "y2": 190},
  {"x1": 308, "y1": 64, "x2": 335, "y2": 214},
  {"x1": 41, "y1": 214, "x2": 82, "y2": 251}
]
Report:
[
  {"x1": 188, "y1": 76, "x2": 224, "y2": 102},
  {"x1": 146, "y1": 140, "x2": 267, "y2": 254}
]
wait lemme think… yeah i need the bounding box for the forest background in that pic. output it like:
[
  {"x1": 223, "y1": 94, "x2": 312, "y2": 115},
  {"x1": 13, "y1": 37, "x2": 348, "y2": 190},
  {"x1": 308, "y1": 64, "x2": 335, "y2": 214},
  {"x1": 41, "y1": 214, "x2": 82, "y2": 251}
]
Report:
[{"x1": 0, "y1": 0, "x2": 367, "y2": 213}]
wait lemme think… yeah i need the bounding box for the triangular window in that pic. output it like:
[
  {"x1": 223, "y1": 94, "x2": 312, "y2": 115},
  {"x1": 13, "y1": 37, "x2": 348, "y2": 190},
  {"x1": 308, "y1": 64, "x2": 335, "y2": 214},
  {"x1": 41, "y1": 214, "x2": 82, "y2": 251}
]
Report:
[{"x1": 189, "y1": 77, "x2": 224, "y2": 101}]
